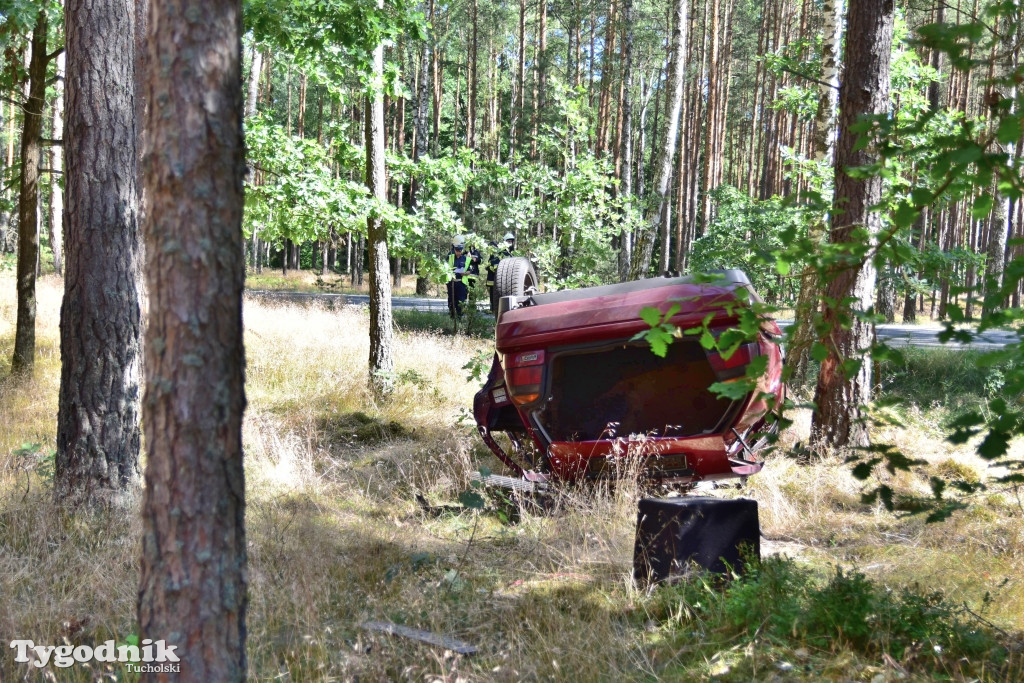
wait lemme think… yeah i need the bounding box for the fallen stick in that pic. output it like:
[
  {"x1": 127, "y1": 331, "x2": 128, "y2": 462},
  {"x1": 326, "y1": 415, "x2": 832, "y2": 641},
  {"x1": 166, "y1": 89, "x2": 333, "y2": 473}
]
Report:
[{"x1": 360, "y1": 621, "x2": 479, "y2": 655}]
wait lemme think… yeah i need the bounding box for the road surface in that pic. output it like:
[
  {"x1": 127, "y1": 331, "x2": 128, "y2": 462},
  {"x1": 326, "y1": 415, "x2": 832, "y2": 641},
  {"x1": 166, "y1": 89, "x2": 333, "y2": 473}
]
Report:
[{"x1": 247, "y1": 290, "x2": 1018, "y2": 350}]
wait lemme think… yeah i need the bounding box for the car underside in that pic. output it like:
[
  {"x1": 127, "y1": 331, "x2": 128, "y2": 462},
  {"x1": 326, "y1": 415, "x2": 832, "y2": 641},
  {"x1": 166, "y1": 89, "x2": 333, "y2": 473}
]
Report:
[{"x1": 473, "y1": 269, "x2": 785, "y2": 484}]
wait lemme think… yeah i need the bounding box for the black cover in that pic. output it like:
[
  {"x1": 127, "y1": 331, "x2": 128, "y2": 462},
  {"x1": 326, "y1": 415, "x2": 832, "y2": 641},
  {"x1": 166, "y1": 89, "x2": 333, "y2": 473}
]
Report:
[{"x1": 633, "y1": 497, "x2": 760, "y2": 585}]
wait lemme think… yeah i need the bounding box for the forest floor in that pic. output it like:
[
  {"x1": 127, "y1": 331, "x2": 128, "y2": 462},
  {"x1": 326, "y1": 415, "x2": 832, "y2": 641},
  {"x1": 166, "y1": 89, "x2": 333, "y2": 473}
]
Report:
[{"x1": 1, "y1": 274, "x2": 1023, "y2": 681}]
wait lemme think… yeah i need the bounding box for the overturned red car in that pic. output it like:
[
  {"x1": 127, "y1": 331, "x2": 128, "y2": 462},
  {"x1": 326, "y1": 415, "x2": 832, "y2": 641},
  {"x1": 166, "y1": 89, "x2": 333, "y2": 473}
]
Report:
[{"x1": 473, "y1": 268, "x2": 785, "y2": 484}]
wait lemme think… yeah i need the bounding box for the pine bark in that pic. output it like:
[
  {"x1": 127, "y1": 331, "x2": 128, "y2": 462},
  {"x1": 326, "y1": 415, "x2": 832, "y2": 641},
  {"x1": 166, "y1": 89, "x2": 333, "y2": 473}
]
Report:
[
  {"x1": 56, "y1": 0, "x2": 143, "y2": 509},
  {"x1": 11, "y1": 11, "x2": 48, "y2": 374},
  {"x1": 137, "y1": 0, "x2": 248, "y2": 677},
  {"x1": 810, "y1": 0, "x2": 894, "y2": 451}
]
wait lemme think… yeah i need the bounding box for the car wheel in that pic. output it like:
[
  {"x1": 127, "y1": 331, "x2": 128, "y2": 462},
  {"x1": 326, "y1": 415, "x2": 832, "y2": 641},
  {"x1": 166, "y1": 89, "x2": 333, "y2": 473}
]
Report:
[{"x1": 495, "y1": 256, "x2": 538, "y2": 299}]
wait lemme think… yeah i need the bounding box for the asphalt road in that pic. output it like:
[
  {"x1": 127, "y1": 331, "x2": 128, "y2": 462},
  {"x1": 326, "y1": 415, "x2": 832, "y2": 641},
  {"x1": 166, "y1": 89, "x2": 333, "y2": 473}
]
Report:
[{"x1": 247, "y1": 290, "x2": 1019, "y2": 350}]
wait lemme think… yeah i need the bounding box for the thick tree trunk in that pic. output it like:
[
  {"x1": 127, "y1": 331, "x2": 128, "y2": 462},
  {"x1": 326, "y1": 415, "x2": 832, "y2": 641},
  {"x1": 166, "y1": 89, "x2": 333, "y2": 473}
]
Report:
[
  {"x1": 629, "y1": 0, "x2": 687, "y2": 280},
  {"x1": 137, "y1": 0, "x2": 248, "y2": 678},
  {"x1": 367, "y1": 3, "x2": 395, "y2": 396},
  {"x1": 11, "y1": 11, "x2": 48, "y2": 374},
  {"x1": 55, "y1": 0, "x2": 142, "y2": 510},
  {"x1": 810, "y1": 0, "x2": 894, "y2": 452}
]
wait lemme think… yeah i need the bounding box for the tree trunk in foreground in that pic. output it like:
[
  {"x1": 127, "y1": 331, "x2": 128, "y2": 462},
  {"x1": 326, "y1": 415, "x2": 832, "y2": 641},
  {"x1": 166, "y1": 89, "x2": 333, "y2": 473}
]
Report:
[
  {"x1": 367, "y1": 0, "x2": 395, "y2": 395},
  {"x1": 810, "y1": 0, "x2": 894, "y2": 452},
  {"x1": 137, "y1": 0, "x2": 248, "y2": 678},
  {"x1": 11, "y1": 11, "x2": 48, "y2": 374},
  {"x1": 55, "y1": 0, "x2": 142, "y2": 509}
]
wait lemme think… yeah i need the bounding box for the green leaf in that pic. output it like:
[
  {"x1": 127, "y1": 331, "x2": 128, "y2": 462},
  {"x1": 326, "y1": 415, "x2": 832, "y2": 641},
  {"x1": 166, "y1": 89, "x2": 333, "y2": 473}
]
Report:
[
  {"x1": 699, "y1": 327, "x2": 716, "y2": 350},
  {"x1": 649, "y1": 334, "x2": 668, "y2": 358},
  {"x1": 996, "y1": 116, "x2": 1022, "y2": 145},
  {"x1": 775, "y1": 258, "x2": 791, "y2": 276},
  {"x1": 810, "y1": 341, "x2": 829, "y2": 362},
  {"x1": 639, "y1": 306, "x2": 662, "y2": 327},
  {"x1": 708, "y1": 379, "x2": 756, "y2": 400},
  {"x1": 458, "y1": 491, "x2": 485, "y2": 510},
  {"x1": 971, "y1": 193, "x2": 994, "y2": 220},
  {"x1": 949, "y1": 144, "x2": 982, "y2": 164}
]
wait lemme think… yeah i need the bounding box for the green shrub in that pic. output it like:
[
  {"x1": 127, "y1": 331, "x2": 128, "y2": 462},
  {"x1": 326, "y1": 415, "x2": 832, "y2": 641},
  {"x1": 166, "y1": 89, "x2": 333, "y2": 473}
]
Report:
[{"x1": 657, "y1": 557, "x2": 1000, "y2": 664}]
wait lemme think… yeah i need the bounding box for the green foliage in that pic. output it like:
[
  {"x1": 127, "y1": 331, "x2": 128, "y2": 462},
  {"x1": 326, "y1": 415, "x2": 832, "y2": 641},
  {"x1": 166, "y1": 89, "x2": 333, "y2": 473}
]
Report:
[
  {"x1": 245, "y1": 0, "x2": 426, "y2": 92},
  {"x1": 656, "y1": 558, "x2": 999, "y2": 662},
  {"x1": 689, "y1": 186, "x2": 805, "y2": 304},
  {"x1": 630, "y1": 304, "x2": 680, "y2": 357},
  {"x1": 245, "y1": 114, "x2": 370, "y2": 249},
  {"x1": 12, "y1": 442, "x2": 54, "y2": 484}
]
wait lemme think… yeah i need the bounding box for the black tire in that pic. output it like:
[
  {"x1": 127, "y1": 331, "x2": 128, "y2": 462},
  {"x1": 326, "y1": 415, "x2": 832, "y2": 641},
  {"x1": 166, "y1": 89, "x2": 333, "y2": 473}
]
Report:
[{"x1": 495, "y1": 256, "x2": 538, "y2": 300}]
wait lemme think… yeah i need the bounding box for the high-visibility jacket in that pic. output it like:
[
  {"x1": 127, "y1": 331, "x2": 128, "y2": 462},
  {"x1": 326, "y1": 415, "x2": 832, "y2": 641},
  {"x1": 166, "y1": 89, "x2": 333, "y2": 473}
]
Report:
[
  {"x1": 448, "y1": 250, "x2": 480, "y2": 283},
  {"x1": 486, "y1": 246, "x2": 513, "y2": 285}
]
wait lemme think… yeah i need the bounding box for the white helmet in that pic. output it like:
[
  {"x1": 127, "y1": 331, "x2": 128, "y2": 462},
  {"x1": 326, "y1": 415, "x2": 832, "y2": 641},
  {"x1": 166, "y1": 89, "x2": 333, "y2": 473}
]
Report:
[
  {"x1": 452, "y1": 235, "x2": 466, "y2": 249},
  {"x1": 503, "y1": 232, "x2": 515, "y2": 242}
]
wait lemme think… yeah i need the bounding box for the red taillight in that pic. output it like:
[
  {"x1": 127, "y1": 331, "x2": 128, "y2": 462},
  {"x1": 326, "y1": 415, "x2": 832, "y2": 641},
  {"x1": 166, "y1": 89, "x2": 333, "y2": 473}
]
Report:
[
  {"x1": 707, "y1": 342, "x2": 759, "y2": 380},
  {"x1": 505, "y1": 350, "x2": 545, "y2": 405}
]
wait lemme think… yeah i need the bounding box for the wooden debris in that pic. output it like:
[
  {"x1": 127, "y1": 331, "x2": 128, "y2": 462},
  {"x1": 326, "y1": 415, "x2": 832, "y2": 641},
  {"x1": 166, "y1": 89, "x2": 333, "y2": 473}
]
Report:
[{"x1": 360, "y1": 621, "x2": 478, "y2": 655}]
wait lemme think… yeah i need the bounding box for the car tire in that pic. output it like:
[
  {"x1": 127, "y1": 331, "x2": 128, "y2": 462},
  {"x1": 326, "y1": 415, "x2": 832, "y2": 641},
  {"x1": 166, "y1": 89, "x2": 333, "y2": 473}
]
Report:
[{"x1": 495, "y1": 256, "x2": 538, "y2": 299}]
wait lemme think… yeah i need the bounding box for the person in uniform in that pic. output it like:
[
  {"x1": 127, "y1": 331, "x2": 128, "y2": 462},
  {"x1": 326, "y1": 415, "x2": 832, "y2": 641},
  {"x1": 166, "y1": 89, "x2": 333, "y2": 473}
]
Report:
[
  {"x1": 485, "y1": 232, "x2": 516, "y2": 313},
  {"x1": 447, "y1": 235, "x2": 480, "y2": 318}
]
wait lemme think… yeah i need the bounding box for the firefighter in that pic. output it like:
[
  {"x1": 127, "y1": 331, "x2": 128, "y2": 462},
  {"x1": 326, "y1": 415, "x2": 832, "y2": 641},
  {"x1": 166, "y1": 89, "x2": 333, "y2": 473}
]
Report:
[
  {"x1": 485, "y1": 232, "x2": 516, "y2": 313},
  {"x1": 446, "y1": 235, "x2": 480, "y2": 318}
]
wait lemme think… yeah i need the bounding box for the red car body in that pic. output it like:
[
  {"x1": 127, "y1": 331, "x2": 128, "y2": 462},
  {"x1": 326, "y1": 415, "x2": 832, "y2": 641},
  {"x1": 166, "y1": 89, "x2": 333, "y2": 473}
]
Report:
[{"x1": 473, "y1": 270, "x2": 785, "y2": 484}]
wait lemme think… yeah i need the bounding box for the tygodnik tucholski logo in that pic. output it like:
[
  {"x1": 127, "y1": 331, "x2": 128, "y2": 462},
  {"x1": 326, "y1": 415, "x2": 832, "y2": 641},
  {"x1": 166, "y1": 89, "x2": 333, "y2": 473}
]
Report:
[{"x1": 10, "y1": 638, "x2": 181, "y2": 673}]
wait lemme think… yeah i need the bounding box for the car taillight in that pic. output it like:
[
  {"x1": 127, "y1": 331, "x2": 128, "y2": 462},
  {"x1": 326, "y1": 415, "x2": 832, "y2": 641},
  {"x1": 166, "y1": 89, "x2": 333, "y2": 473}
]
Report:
[
  {"x1": 506, "y1": 350, "x2": 545, "y2": 405},
  {"x1": 707, "y1": 341, "x2": 759, "y2": 381}
]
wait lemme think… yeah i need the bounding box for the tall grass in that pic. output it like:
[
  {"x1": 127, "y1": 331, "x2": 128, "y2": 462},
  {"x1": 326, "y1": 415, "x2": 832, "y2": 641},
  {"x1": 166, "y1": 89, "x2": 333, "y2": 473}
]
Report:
[{"x1": 0, "y1": 274, "x2": 1021, "y2": 680}]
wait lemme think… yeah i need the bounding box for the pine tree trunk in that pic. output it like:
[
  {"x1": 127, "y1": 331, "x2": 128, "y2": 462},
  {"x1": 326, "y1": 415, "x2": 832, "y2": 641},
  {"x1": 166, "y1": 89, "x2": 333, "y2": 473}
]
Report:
[
  {"x1": 137, "y1": 0, "x2": 248, "y2": 676},
  {"x1": 810, "y1": 0, "x2": 894, "y2": 452},
  {"x1": 56, "y1": 0, "x2": 142, "y2": 509},
  {"x1": 468, "y1": 0, "x2": 478, "y2": 151},
  {"x1": 788, "y1": 0, "x2": 843, "y2": 386},
  {"x1": 616, "y1": 0, "x2": 634, "y2": 281},
  {"x1": 48, "y1": 51, "x2": 65, "y2": 276},
  {"x1": 629, "y1": 0, "x2": 687, "y2": 280},
  {"x1": 596, "y1": 0, "x2": 618, "y2": 157},
  {"x1": 982, "y1": 7, "x2": 1018, "y2": 316},
  {"x1": 11, "y1": 11, "x2": 48, "y2": 374}
]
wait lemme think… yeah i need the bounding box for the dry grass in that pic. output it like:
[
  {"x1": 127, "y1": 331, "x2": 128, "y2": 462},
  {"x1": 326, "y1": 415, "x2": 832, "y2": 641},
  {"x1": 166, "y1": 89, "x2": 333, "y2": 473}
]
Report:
[{"x1": 1, "y1": 273, "x2": 1022, "y2": 681}]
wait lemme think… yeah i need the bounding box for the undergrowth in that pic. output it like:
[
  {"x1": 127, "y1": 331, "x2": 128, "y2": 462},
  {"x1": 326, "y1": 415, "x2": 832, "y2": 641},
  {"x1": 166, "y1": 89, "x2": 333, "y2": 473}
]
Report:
[{"x1": 1, "y1": 275, "x2": 1022, "y2": 681}]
